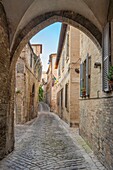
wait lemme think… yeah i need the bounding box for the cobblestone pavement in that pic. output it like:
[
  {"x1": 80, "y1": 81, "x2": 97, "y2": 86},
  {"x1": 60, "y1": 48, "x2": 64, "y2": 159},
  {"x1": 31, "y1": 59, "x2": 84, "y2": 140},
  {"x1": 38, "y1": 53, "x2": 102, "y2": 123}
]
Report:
[{"x1": 0, "y1": 103, "x2": 106, "y2": 170}]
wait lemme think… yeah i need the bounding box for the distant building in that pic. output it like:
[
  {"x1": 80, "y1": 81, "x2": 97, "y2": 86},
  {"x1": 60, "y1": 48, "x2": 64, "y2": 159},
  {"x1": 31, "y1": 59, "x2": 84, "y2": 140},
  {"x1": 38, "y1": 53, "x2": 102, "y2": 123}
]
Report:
[
  {"x1": 41, "y1": 71, "x2": 47, "y2": 102},
  {"x1": 46, "y1": 54, "x2": 58, "y2": 112},
  {"x1": 55, "y1": 24, "x2": 80, "y2": 127},
  {"x1": 15, "y1": 43, "x2": 42, "y2": 124}
]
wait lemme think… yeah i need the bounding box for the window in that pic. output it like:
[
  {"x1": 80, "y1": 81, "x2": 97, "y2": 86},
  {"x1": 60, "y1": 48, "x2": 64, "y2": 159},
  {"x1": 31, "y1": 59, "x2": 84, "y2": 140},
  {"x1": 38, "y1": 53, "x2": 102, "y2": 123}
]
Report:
[
  {"x1": 103, "y1": 22, "x2": 111, "y2": 92},
  {"x1": 30, "y1": 53, "x2": 32, "y2": 68},
  {"x1": 83, "y1": 60, "x2": 86, "y2": 89},
  {"x1": 80, "y1": 54, "x2": 91, "y2": 97},
  {"x1": 65, "y1": 83, "x2": 69, "y2": 110}
]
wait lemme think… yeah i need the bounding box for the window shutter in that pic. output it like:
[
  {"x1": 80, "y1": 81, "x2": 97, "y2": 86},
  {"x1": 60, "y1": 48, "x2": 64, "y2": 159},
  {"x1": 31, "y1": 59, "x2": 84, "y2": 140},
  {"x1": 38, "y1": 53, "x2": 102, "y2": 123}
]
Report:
[
  {"x1": 86, "y1": 53, "x2": 89, "y2": 96},
  {"x1": 103, "y1": 22, "x2": 111, "y2": 92},
  {"x1": 80, "y1": 63, "x2": 84, "y2": 97}
]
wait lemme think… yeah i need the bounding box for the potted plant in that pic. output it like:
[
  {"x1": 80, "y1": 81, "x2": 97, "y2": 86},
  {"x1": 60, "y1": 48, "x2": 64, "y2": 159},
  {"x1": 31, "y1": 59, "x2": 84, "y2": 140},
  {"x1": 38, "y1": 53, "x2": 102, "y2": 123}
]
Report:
[
  {"x1": 107, "y1": 66, "x2": 113, "y2": 90},
  {"x1": 16, "y1": 90, "x2": 21, "y2": 94},
  {"x1": 81, "y1": 87, "x2": 86, "y2": 97}
]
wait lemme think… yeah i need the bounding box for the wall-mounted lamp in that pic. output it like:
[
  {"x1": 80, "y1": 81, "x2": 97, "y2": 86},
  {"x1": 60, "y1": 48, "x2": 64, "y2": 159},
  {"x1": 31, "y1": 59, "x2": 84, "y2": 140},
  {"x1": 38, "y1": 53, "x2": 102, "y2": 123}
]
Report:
[
  {"x1": 75, "y1": 68, "x2": 79, "y2": 74},
  {"x1": 94, "y1": 62, "x2": 101, "y2": 68}
]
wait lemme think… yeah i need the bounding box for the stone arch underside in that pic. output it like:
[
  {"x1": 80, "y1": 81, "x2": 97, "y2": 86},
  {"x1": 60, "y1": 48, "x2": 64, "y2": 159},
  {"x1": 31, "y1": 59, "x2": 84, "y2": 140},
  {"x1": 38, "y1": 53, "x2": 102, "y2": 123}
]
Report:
[{"x1": 10, "y1": 11, "x2": 102, "y2": 73}]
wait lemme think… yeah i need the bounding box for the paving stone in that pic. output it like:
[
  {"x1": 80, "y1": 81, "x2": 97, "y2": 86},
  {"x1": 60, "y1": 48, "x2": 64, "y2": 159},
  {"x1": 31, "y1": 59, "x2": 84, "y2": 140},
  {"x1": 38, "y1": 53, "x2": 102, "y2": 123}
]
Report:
[{"x1": 0, "y1": 103, "x2": 106, "y2": 170}]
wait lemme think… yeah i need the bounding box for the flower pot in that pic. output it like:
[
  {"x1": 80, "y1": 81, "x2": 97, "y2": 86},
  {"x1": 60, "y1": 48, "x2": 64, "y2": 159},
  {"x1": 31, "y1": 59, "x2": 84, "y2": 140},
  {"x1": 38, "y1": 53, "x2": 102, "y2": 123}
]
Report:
[
  {"x1": 109, "y1": 80, "x2": 113, "y2": 91},
  {"x1": 81, "y1": 90, "x2": 86, "y2": 97}
]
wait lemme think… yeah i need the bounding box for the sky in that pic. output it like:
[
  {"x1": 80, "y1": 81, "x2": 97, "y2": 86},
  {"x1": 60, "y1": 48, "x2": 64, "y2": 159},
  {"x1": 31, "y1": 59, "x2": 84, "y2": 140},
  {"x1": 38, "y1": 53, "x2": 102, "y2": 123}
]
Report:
[{"x1": 30, "y1": 22, "x2": 62, "y2": 72}]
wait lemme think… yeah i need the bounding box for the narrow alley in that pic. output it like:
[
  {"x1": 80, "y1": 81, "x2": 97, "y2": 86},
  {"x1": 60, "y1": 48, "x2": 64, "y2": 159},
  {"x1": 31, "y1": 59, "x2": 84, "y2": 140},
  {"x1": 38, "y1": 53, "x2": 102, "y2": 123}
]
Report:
[{"x1": 0, "y1": 103, "x2": 106, "y2": 170}]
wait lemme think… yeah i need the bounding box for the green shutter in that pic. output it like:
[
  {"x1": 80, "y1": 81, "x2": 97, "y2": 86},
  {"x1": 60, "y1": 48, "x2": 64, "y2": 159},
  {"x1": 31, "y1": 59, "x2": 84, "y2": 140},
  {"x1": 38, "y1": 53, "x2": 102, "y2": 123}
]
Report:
[
  {"x1": 80, "y1": 63, "x2": 84, "y2": 97},
  {"x1": 103, "y1": 22, "x2": 111, "y2": 92},
  {"x1": 86, "y1": 53, "x2": 89, "y2": 96}
]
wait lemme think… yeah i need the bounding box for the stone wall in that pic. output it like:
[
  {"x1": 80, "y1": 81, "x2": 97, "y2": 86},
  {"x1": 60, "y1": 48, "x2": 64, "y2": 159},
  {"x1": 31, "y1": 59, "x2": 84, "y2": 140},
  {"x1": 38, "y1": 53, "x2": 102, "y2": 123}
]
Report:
[
  {"x1": 56, "y1": 25, "x2": 80, "y2": 126},
  {"x1": 0, "y1": 3, "x2": 14, "y2": 159},
  {"x1": 80, "y1": 98, "x2": 113, "y2": 169},
  {"x1": 15, "y1": 44, "x2": 40, "y2": 124},
  {"x1": 6, "y1": 70, "x2": 15, "y2": 156},
  {"x1": 25, "y1": 67, "x2": 39, "y2": 120},
  {"x1": 46, "y1": 66, "x2": 51, "y2": 106},
  {"x1": 57, "y1": 72, "x2": 70, "y2": 123},
  {"x1": 15, "y1": 58, "x2": 25, "y2": 123},
  {"x1": 50, "y1": 54, "x2": 58, "y2": 112},
  {"x1": 46, "y1": 54, "x2": 58, "y2": 112},
  {"x1": 79, "y1": 29, "x2": 113, "y2": 169},
  {"x1": 69, "y1": 26, "x2": 80, "y2": 127},
  {"x1": 41, "y1": 71, "x2": 47, "y2": 102}
]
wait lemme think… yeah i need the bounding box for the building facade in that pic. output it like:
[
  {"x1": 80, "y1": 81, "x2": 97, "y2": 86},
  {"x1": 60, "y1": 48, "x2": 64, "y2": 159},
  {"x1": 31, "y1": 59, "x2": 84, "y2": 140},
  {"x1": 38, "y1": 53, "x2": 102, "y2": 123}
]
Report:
[
  {"x1": 46, "y1": 54, "x2": 58, "y2": 112},
  {"x1": 41, "y1": 71, "x2": 47, "y2": 102},
  {"x1": 55, "y1": 22, "x2": 113, "y2": 169},
  {"x1": 79, "y1": 29, "x2": 113, "y2": 168},
  {"x1": 55, "y1": 24, "x2": 80, "y2": 127},
  {"x1": 15, "y1": 43, "x2": 42, "y2": 124}
]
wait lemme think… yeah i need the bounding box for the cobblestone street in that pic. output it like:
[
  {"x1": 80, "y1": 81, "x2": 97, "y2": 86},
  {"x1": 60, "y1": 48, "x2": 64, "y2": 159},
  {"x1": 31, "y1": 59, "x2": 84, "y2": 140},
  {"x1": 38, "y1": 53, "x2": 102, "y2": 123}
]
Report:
[{"x1": 0, "y1": 103, "x2": 106, "y2": 170}]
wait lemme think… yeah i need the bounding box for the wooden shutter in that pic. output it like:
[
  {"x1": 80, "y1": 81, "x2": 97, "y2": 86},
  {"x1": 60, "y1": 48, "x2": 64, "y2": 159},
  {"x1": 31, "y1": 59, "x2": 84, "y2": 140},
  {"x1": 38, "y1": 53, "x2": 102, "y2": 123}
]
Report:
[
  {"x1": 86, "y1": 54, "x2": 89, "y2": 96},
  {"x1": 103, "y1": 22, "x2": 111, "y2": 92},
  {"x1": 80, "y1": 63, "x2": 84, "y2": 97}
]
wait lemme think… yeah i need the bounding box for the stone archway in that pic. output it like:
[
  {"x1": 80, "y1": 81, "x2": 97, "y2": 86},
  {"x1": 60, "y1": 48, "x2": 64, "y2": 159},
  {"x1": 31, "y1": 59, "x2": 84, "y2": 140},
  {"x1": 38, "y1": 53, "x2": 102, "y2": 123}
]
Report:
[
  {"x1": 0, "y1": 4, "x2": 103, "y2": 160},
  {"x1": 0, "y1": 0, "x2": 113, "y2": 162},
  {"x1": 10, "y1": 11, "x2": 102, "y2": 74},
  {"x1": 0, "y1": 3, "x2": 14, "y2": 159}
]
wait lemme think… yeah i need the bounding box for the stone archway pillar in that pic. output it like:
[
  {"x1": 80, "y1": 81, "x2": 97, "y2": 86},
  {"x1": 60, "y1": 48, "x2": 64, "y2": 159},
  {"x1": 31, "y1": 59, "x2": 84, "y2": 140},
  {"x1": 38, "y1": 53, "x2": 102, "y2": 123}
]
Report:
[
  {"x1": 111, "y1": 21, "x2": 113, "y2": 64},
  {"x1": 0, "y1": 3, "x2": 14, "y2": 159}
]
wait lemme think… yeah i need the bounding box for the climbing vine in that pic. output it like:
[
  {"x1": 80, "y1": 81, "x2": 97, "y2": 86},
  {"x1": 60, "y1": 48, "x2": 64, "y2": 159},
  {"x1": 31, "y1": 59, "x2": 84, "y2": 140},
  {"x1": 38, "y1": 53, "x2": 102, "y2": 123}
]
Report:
[{"x1": 38, "y1": 85, "x2": 44, "y2": 101}]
